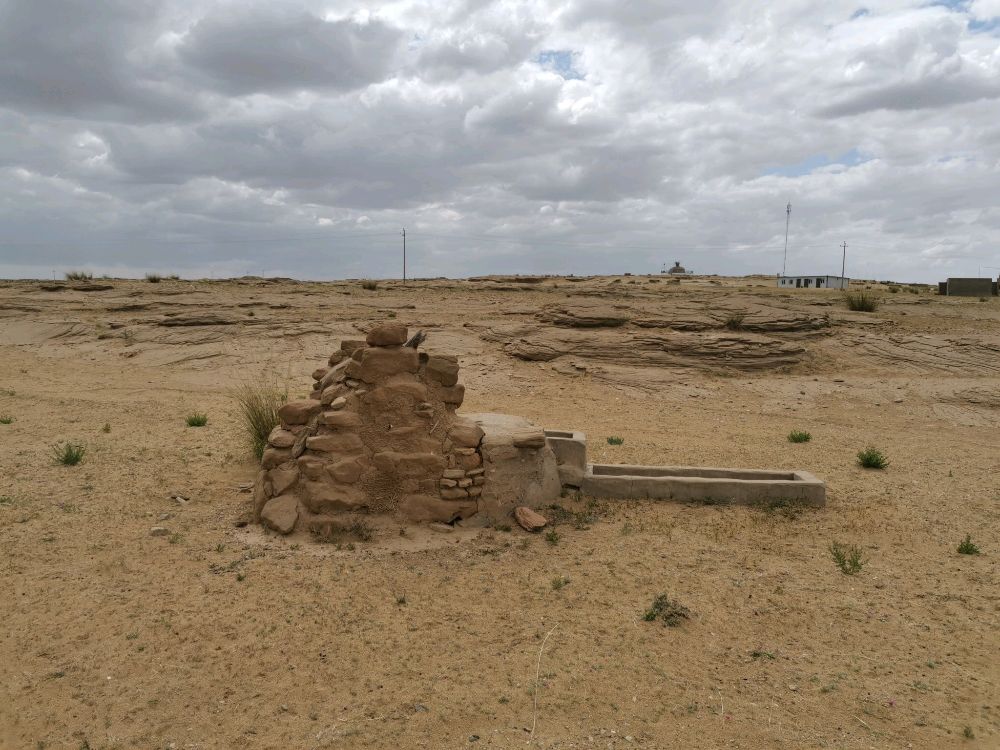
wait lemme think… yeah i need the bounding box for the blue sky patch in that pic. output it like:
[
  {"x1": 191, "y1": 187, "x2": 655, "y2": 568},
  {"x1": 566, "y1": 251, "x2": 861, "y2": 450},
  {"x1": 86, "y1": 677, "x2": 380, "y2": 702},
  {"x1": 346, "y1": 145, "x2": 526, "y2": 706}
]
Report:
[
  {"x1": 536, "y1": 50, "x2": 584, "y2": 80},
  {"x1": 764, "y1": 148, "x2": 868, "y2": 177}
]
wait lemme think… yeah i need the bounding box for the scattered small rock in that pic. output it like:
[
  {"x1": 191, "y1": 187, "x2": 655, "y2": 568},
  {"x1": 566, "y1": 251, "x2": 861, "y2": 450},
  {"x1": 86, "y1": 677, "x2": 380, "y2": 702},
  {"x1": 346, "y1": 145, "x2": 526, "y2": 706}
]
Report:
[
  {"x1": 150, "y1": 526, "x2": 169, "y2": 537},
  {"x1": 514, "y1": 506, "x2": 547, "y2": 532},
  {"x1": 428, "y1": 522, "x2": 454, "y2": 534}
]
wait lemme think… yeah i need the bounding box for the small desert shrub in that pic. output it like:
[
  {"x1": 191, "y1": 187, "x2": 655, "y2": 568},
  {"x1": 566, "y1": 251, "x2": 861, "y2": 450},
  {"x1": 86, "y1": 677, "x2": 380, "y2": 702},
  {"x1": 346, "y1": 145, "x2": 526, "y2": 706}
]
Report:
[
  {"x1": 843, "y1": 290, "x2": 880, "y2": 312},
  {"x1": 787, "y1": 430, "x2": 811, "y2": 443},
  {"x1": 642, "y1": 594, "x2": 691, "y2": 626},
  {"x1": 52, "y1": 442, "x2": 86, "y2": 466},
  {"x1": 889, "y1": 286, "x2": 899, "y2": 293},
  {"x1": 101, "y1": 422, "x2": 111, "y2": 433},
  {"x1": 607, "y1": 436, "x2": 624, "y2": 445},
  {"x1": 231, "y1": 377, "x2": 288, "y2": 459},
  {"x1": 957, "y1": 535, "x2": 981, "y2": 555},
  {"x1": 545, "y1": 529, "x2": 560, "y2": 545},
  {"x1": 551, "y1": 575, "x2": 569, "y2": 590},
  {"x1": 145, "y1": 273, "x2": 162, "y2": 283},
  {"x1": 186, "y1": 412, "x2": 208, "y2": 427},
  {"x1": 360, "y1": 279, "x2": 378, "y2": 291},
  {"x1": 0, "y1": 414, "x2": 14, "y2": 424},
  {"x1": 723, "y1": 311, "x2": 746, "y2": 330},
  {"x1": 167, "y1": 274, "x2": 180, "y2": 281},
  {"x1": 829, "y1": 541, "x2": 865, "y2": 575},
  {"x1": 857, "y1": 446, "x2": 889, "y2": 469},
  {"x1": 64, "y1": 270, "x2": 93, "y2": 281}
]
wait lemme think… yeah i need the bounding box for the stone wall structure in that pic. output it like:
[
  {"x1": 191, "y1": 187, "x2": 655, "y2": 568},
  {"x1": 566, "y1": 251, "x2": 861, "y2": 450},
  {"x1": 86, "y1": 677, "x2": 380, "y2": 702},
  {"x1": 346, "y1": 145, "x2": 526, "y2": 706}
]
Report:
[{"x1": 253, "y1": 325, "x2": 560, "y2": 534}]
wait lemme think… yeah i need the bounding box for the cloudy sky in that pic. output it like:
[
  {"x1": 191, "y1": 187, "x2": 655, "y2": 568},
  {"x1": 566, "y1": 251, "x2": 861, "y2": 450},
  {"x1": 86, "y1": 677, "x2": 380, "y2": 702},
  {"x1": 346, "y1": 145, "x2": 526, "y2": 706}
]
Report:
[{"x1": 2, "y1": 0, "x2": 999, "y2": 281}]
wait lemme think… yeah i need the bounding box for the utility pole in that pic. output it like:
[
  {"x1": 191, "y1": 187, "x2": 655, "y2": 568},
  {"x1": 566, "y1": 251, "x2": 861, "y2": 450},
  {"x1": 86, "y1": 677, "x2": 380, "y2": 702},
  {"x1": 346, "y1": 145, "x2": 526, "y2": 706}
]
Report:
[
  {"x1": 782, "y1": 202, "x2": 791, "y2": 276},
  {"x1": 841, "y1": 240, "x2": 847, "y2": 280},
  {"x1": 401, "y1": 227, "x2": 406, "y2": 282}
]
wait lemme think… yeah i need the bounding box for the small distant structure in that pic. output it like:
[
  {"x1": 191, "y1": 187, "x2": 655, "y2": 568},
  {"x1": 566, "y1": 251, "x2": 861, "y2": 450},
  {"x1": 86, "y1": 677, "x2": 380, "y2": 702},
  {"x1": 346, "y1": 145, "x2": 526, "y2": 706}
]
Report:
[
  {"x1": 938, "y1": 277, "x2": 998, "y2": 296},
  {"x1": 777, "y1": 275, "x2": 849, "y2": 290},
  {"x1": 662, "y1": 261, "x2": 689, "y2": 275}
]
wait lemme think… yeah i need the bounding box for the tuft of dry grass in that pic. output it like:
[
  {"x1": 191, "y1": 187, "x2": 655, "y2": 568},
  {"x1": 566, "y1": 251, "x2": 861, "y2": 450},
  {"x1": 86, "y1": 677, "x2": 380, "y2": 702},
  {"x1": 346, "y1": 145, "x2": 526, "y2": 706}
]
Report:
[
  {"x1": 231, "y1": 377, "x2": 287, "y2": 459},
  {"x1": 843, "y1": 290, "x2": 880, "y2": 312}
]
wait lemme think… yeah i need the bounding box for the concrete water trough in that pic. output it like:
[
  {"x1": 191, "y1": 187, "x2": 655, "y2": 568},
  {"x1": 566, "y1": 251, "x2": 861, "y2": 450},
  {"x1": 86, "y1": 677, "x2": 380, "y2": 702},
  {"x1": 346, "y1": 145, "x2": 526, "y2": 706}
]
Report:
[
  {"x1": 544, "y1": 430, "x2": 826, "y2": 507},
  {"x1": 582, "y1": 464, "x2": 825, "y2": 505}
]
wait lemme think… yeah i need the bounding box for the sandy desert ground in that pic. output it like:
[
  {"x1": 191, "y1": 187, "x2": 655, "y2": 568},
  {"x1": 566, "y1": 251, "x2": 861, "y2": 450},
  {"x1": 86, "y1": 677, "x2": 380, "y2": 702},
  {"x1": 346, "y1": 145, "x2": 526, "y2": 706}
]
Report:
[{"x1": 0, "y1": 273, "x2": 997, "y2": 749}]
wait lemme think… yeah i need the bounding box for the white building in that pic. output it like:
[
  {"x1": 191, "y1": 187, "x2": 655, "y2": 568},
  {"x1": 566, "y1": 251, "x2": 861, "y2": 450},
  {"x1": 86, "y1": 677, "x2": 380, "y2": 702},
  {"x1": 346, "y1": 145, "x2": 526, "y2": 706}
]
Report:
[{"x1": 777, "y1": 275, "x2": 849, "y2": 290}]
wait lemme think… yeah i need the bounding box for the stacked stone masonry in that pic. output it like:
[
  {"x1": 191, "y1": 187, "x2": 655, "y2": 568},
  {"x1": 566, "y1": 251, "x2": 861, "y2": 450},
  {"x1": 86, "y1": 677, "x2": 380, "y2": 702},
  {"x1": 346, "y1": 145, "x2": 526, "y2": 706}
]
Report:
[{"x1": 253, "y1": 324, "x2": 557, "y2": 534}]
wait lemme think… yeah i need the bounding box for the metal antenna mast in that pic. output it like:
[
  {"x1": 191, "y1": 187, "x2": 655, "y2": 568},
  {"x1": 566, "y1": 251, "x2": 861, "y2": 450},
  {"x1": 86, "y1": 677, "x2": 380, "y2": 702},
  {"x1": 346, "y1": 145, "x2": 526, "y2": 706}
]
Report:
[
  {"x1": 782, "y1": 202, "x2": 791, "y2": 276},
  {"x1": 841, "y1": 240, "x2": 847, "y2": 279},
  {"x1": 401, "y1": 228, "x2": 406, "y2": 282}
]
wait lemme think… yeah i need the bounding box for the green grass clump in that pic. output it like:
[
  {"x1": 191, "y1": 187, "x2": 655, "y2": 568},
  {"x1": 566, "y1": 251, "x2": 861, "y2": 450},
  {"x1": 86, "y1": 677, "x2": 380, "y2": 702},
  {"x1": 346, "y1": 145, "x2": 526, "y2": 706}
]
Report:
[
  {"x1": 829, "y1": 541, "x2": 865, "y2": 575},
  {"x1": 0, "y1": 415, "x2": 14, "y2": 424},
  {"x1": 52, "y1": 442, "x2": 86, "y2": 466},
  {"x1": 145, "y1": 273, "x2": 162, "y2": 283},
  {"x1": 544, "y1": 529, "x2": 560, "y2": 545},
  {"x1": 787, "y1": 430, "x2": 811, "y2": 443},
  {"x1": 857, "y1": 446, "x2": 889, "y2": 469},
  {"x1": 642, "y1": 594, "x2": 691, "y2": 627},
  {"x1": 64, "y1": 270, "x2": 93, "y2": 281},
  {"x1": 843, "y1": 290, "x2": 880, "y2": 312},
  {"x1": 231, "y1": 378, "x2": 288, "y2": 459},
  {"x1": 186, "y1": 413, "x2": 208, "y2": 427},
  {"x1": 957, "y1": 535, "x2": 980, "y2": 555},
  {"x1": 606, "y1": 436, "x2": 624, "y2": 445},
  {"x1": 723, "y1": 311, "x2": 746, "y2": 330},
  {"x1": 551, "y1": 575, "x2": 569, "y2": 590}
]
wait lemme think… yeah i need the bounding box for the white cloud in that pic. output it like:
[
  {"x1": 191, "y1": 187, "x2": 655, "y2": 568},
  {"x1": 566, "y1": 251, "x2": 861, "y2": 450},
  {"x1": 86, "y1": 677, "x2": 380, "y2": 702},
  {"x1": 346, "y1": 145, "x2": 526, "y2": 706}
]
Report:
[{"x1": 0, "y1": 0, "x2": 998, "y2": 281}]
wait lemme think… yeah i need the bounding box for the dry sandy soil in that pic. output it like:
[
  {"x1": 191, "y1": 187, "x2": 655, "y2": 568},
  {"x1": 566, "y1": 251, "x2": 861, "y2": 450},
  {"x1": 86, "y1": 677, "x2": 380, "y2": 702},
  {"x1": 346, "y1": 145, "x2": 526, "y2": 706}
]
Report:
[{"x1": 0, "y1": 273, "x2": 998, "y2": 749}]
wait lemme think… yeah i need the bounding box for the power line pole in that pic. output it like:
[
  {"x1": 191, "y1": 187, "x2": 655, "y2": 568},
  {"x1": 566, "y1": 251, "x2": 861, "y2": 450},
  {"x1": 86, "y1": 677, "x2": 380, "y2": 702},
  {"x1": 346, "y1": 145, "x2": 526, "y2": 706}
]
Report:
[
  {"x1": 401, "y1": 227, "x2": 406, "y2": 282},
  {"x1": 841, "y1": 240, "x2": 847, "y2": 280},
  {"x1": 782, "y1": 202, "x2": 791, "y2": 276}
]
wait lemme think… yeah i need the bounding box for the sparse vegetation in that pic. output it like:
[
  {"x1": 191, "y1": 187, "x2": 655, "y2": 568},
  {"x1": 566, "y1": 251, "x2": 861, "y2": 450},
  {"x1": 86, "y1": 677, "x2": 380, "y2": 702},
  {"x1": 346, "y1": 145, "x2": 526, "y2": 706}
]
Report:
[
  {"x1": 957, "y1": 534, "x2": 980, "y2": 555},
  {"x1": 0, "y1": 414, "x2": 14, "y2": 424},
  {"x1": 787, "y1": 430, "x2": 811, "y2": 443},
  {"x1": 829, "y1": 541, "x2": 865, "y2": 575},
  {"x1": 723, "y1": 311, "x2": 746, "y2": 330},
  {"x1": 309, "y1": 516, "x2": 375, "y2": 543},
  {"x1": 606, "y1": 436, "x2": 624, "y2": 445},
  {"x1": 145, "y1": 273, "x2": 162, "y2": 283},
  {"x1": 857, "y1": 446, "x2": 889, "y2": 469},
  {"x1": 642, "y1": 594, "x2": 691, "y2": 627},
  {"x1": 231, "y1": 377, "x2": 288, "y2": 459},
  {"x1": 361, "y1": 279, "x2": 378, "y2": 291},
  {"x1": 551, "y1": 575, "x2": 569, "y2": 590},
  {"x1": 167, "y1": 274, "x2": 180, "y2": 281},
  {"x1": 186, "y1": 412, "x2": 208, "y2": 427},
  {"x1": 843, "y1": 290, "x2": 881, "y2": 312},
  {"x1": 64, "y1": 270, "x2": 93, "y2": 281},
  {"x1": 101, "y1": 422, "x2": 111, "y2": 433},
  {"x1": 544, "y1": 529, "x2": 560, "y2": 545},
  {"x1": 51, "y1": 442, "x2": 86, "y2": 466}
]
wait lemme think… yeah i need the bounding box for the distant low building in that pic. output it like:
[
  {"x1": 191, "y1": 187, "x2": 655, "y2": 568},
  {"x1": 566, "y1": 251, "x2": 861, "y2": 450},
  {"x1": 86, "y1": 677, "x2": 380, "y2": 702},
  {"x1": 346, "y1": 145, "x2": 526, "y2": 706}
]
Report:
[
  {"x1": 777, "y1": 275, "x2": 849, "y2": 290},
  {"x1": 663, "y1": 261, "x2": 688, "y2": 275},
  {"x1": 938, "y1": 277, "x2": 998, "y2": 297}
]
